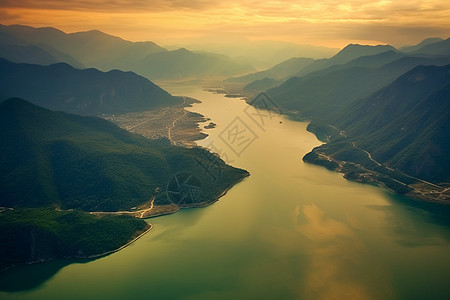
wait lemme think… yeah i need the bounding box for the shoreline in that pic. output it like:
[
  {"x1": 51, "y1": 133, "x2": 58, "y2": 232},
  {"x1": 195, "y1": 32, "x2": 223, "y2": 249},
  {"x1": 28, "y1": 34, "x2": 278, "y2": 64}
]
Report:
[
  {"x1": 0, "y1": 223, "x2": 154, "y2": 274},
  {"x1": 80, "y1": 223, "x2": 154, "y2": 259},
  {"x1": 143, "y1": 171, "x2": 251, "y2": 219}
]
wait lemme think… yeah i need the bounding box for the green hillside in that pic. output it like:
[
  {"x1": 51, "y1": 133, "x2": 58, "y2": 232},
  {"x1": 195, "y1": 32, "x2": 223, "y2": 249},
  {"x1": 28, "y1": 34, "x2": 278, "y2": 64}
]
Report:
[
  {"x1": 0, "y1": 208, "x2": 149, "y2": 272},
  {"x1": 0, "y1": 58, "x2": 180, "y2": 115},
  {"x1": 0, "y1": 98, "x2": 248, "y2": 211}
]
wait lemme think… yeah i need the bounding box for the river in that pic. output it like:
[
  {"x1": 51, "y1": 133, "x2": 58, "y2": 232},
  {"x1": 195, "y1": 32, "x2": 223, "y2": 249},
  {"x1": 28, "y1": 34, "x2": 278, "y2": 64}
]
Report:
[{"x1": 1, "y1": 85, "x2": 449, "y2": 300}]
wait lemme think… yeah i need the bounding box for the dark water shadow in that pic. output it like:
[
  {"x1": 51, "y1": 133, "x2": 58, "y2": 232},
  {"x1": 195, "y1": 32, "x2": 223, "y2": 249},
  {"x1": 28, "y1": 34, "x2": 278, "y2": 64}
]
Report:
[
  {"x1": 368, "y1": 192, "x2": 450, "y2": 246},
  {"x1": 0, "y1": 257, "x2": 96, "y2": 292}
]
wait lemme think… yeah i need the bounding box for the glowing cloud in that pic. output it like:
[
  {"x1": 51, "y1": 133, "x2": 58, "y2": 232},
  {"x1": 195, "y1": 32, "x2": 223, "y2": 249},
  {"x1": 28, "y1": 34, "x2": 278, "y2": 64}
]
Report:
[{"x1": 1, "y1": 0, "x2": 449, "y2": 47}]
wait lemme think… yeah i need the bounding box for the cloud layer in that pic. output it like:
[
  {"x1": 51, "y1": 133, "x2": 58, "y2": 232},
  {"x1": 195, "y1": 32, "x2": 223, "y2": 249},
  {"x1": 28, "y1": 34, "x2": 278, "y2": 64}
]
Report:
[{"x1": 1, "y1": 0, "x2": 450, "y2": 47}]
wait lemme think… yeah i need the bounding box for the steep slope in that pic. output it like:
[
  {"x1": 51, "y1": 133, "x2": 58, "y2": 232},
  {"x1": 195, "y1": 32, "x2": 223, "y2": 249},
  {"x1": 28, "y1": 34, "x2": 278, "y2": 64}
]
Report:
[
  {"x1": 0, "y1": 58, "x2": 180, "y2": 115},
  {"x1": 294, "y1": 44, "x2": 397, "y2": 77},
  {"x1": 303, "y1": 65, "x2": 450, "y2": 202},
  {"x1": 0, "y1": 98, "x2": 249, "y2": 211},
  {"x1": 226, "y1": 57, "x2": 314, "y2": 84},
  {"x1": 400, "y1": 38, "x2": 444, "y2": 53},
  {"x1": 243, "y1": 78, "x2": 279, "y2": 92},
  {"x1": 0, "y1": 208, "x2": 149, "y2": 272},
  {"x1": 335, "y1": 65, "x2": 450, "y2": 182},
  {"x1": 0, "y1": 98, "x2": 249, "y2": 271},
  {"x1": 411, "y1": 38, "x2": 450, "y2": 56},
  {"x1": 0, "y1": 42, "x2": 59, "y2": 65},
  {"x1": 261, "y1": 55, "x2": 450, "y2": 120}
]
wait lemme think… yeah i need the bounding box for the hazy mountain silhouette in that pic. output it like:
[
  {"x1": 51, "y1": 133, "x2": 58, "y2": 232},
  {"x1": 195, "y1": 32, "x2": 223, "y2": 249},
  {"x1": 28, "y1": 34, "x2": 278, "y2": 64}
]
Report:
[
  {"x1": 243, "y1": 77, "x2": 279, "y2": 92},
  {"x1": 0, "y1": 42, "x2": 59, "y2": 65},
  {"x1": 410, "y1": 38, "x2": 450, "y2": 56},
  {"x1": 227, "y1": 57, "x2": 314, "y2": 84},
  {"x1": 262, "y1": 55, "x2": 450, "y2": 120},
  {"x1": 0, "y1": 25, "x2": 165, "y2": 71},
  {"x1": 400, "y1": 37, "x2": 444, "y2": 53},
  {"x1": 132, "y1": 48, "x2": 254, "y2": 80},
  {"x1": 293, "y1": 44, "x2": 397, "y2": 77},
  {"x1": 0, "y1": 24, "x2": 255, "y2": 80},
  {"x1": 0, "y1": 58, "x2": 180, "y2": 115}
]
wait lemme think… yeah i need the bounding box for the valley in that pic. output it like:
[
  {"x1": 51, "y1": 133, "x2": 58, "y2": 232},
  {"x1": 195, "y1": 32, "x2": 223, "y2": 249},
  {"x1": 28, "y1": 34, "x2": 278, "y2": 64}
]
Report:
[{"x1": 0, "y1": 12, "x2": 450, "y2": 299}]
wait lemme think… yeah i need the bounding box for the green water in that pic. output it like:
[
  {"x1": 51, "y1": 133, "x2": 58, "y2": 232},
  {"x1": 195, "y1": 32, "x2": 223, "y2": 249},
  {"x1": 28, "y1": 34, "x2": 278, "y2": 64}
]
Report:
[{"x1": 1, "y1": 86, "x2": 449, "y2": 300}]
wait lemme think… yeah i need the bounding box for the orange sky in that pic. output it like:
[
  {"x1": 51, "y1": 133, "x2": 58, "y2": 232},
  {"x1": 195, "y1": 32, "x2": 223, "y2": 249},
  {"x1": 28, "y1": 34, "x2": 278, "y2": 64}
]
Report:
[{"x1": 1, "y1": 0, "x2": 450, "y2": 47}]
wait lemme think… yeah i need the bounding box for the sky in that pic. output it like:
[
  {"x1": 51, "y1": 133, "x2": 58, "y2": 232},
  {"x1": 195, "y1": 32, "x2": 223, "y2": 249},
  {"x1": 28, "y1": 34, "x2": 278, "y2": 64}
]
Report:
[{"x1": 1, "y1": 0, "x2": 450, "y2": 48}]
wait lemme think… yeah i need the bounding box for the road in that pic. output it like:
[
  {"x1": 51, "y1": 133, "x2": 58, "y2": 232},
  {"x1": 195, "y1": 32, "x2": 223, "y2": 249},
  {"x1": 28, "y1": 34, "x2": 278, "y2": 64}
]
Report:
[{"x1": 168, "y1": 96, "x2": 187, "y2": 144}]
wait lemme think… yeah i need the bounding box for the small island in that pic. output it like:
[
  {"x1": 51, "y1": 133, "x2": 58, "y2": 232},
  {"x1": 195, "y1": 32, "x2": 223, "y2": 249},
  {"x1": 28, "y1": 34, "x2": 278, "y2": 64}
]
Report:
[{"x1": 204, "y1": 122, "x2": 216, "y2": 129}]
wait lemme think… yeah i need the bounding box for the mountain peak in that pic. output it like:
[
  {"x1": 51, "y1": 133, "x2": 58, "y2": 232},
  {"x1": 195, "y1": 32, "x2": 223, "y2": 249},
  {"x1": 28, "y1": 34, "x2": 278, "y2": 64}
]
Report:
[
  {"x1": 1, "y1": 97, "x2": 37, "y2": 110},
  {"x1": 332, "y1": 44, "x2": 396, "y2": 64}
]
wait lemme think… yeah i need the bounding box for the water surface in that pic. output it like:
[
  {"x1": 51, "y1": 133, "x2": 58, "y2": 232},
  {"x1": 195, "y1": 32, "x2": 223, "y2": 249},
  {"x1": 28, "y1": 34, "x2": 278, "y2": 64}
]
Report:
[{"x1": 1, "y1": 85, "x2": 449, "y2": 300}]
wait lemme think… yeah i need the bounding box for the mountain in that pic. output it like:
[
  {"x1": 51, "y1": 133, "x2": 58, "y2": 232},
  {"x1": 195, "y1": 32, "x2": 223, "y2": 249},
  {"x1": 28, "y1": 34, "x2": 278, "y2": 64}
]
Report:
[
  {"x1": 0, "y1": 58, "x2": 180, "y2": 115},
  {"x1": 243, "y1": 78, "x2": 279, "y2": 92},
  {"x1": 0, "y1": 98, "x2": 248, "y2": 211},
  {"x1": 169, "y1": 39, "x2": 338, "y2": 68},
  {"x1": 0, "y1": 208, "x2": 149, "y2": 272},
  {"x1": 226, "y1": 57, "x2": 314, "y2": 84},
  {"x1": 260, "y1": 55, "x2": 450, "y2": 121},
  {"x1": 303, "y1": 64, "x2": 450, "y2": 202},
  {"x1": 132, "y1": 48, "x2": 255, "y2": 80},
  {"x1": 0, "y1": 25, "x2": 165, "y2": 71},
  {"x1": 400, "y1": 38, "x2": 444, "y2": 53},
  {"x1": 410, "y1": 38, "x2": 450, "y2": 56},
  {"x1": 0, "y1": 42, "x2": 60, "y2": 65},
  {"x1": 293, "y1": 44, "x2": 397, "y2": 78},
  {"x1": 0, "y1": 24, "x2": 254, "y2": 80},
  {"x1": 334, "y1": 64, "x2": 450, "y2": 182},
  {"x1": 0, "y1": 98, "x2": 248, "y2": 271}
]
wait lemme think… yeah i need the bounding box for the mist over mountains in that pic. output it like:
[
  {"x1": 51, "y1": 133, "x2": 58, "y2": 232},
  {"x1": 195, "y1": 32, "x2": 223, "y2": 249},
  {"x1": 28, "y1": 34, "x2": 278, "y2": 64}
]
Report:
[{"x1": 0, "y1": 24, "x2": 257, "y2": 80}]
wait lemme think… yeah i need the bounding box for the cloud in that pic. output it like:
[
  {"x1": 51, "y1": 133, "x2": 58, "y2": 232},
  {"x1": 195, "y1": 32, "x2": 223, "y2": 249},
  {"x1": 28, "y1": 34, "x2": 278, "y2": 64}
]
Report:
[
  {"x1": 0, "y1": 0, "x2": 224, "y2": 12},
  {"x1": 0, "y1": 0, "x2": 449, "y2": 47}
]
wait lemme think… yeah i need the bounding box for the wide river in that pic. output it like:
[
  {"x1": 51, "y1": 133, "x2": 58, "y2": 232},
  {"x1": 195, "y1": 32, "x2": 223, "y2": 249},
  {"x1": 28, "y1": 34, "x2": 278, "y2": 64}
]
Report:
[{"x1": 1, "y1": 85, "x2": 450, "y2": 300}]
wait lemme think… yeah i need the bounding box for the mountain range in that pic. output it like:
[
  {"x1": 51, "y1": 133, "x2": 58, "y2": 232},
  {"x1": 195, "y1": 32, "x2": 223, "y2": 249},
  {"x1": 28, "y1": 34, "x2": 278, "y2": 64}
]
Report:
[
  {"x1": 0, "y1": 98, "x2": 248, "y2": 211},
  {"x1": 0, "y1": 97, "x2": 249, "y2": 271},
  {"x1": 246, "y1": 37, "x2": 450, "y2": 200},
  {"x1": 0, "y1": 24, "x2": 254, "y2": 80},
  {"x1": 0, "y1": 58, "x2": 181, "y2": 115}
]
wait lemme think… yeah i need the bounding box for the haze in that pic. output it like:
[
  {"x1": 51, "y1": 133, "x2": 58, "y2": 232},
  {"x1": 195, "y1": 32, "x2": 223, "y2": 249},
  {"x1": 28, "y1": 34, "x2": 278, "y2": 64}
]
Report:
[{"x1": 1, "y1": 0, "x2": 450, "y2": 48}]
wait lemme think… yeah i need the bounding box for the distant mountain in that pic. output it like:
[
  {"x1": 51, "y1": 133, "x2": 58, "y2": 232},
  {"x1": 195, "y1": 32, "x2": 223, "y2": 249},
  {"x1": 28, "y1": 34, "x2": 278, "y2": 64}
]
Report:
[
  {"x1": 301, "y1": 50, "x2": 403, "y2": 79},
  {"x1": 132, "y1": 48, "x2": 255, "y2": 80},
  {"x1": 170, "y1": 39, "x2": 338, "y2": 68},
  {"x1": 334, "y1": 64, "x2": 450, "y2": 182},
  {"x1": 226, "y1": 57, "x2": 314, "y2": 84},
  {"x1": 400, "y1": 38, "x2": 444, "y2": 53},
  {"x1": 0, "y1": 25, "x2": 165, "y2": 71},
  {"x1": 0, "y1": 24, "x2": 255, "y2": 80},
  {"x1": 0, "y1": 58, "x2": 180, "y2": 115},
  {"x1": 293, "y1": 44, "x2": 397, "y2": 78},
  {"x1": 261, "y1": 55, "x2": 450, "y2": 120},
  {"x1": 410, "y1": 38, "x2": 450, "y2": 56},
  {"x1": 0, "y1": 98, "x2": 248, "y2": 211},
  {"x1": 0, "y1": 42, "x2": 59, "y2": 65},
  {"x1": 243, "y1": 78, "x2": 279, "y2": 92}
]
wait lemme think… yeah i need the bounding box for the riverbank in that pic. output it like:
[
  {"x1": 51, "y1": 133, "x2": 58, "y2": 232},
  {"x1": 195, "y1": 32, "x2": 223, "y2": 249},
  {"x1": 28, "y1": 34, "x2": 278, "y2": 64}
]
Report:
[{"x1": 303, "y1": 145, "x2": 450, "y2": 204}]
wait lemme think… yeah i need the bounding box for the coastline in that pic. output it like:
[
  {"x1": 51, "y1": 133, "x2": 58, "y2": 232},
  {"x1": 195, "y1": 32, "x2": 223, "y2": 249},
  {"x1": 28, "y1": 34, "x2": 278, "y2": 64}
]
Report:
[
  {"x1": 80, "y1": 223, "x2": 154, "y2": 259},
  {"x1": 240, "y1": 97, "x2": 450, "y2": 205},
  {"x1": 0, "y1": 223, "x2": 154, "y2": 274}
]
